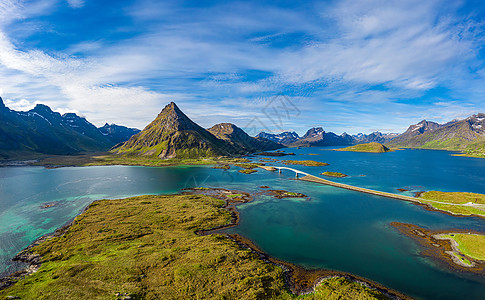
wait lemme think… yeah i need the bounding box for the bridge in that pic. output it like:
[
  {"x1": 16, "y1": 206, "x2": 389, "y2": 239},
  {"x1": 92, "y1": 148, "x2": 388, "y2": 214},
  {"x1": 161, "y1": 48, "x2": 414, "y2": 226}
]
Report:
[
  {"x1": 259, "y1": 166, "x2": 310, "y2": 178},
  {"x1": 258, "y1": 165, "x2": 426, "y2": 203},
  {"x1": 258, "y1": 165, "x2": 485, "y2": 212}
]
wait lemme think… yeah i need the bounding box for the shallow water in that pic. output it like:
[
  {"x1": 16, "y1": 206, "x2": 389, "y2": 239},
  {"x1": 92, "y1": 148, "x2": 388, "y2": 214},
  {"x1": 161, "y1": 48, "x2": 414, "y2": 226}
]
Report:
[{"x1": 1, "y1": 149, "x2": 485, "y2": 299}]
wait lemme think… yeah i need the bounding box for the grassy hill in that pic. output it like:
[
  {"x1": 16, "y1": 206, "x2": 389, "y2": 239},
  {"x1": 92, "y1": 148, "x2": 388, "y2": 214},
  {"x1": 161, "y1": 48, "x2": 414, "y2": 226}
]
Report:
[
  {"x1": 113, "y1": 102, "x2": 235, "y2": 159},
  {"x1": 337, "y1": 142, "x2": 391, "y2": 153}
]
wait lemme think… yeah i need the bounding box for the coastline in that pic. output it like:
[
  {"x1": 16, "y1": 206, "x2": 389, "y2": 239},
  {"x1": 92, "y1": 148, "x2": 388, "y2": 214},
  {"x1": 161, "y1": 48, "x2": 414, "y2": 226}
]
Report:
[
  {"x1": 1, "y1": 187, "x2": 410, "y2": 299},
  {"x1": 226, "y1": 233, "x2": 411, "y2": 299},
  {"x1": 298, "y1": 174, "x2": 485, "y2": 219},
  {"x1": 390, "y1": 222, "x2": 485, "y2": 274},
  {"x1": 0, "y1": 212, "x2": 85, "y2": 290},
  {"x1": 178, "y1": 188, "x2": 410, "y2": 299}
]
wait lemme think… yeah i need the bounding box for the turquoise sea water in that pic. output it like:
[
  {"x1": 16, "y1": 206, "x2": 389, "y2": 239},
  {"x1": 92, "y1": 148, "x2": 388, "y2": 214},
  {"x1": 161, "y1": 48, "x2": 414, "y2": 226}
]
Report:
[{"x1": 1, "y1": 148, "x2": 485, "y2": 299}]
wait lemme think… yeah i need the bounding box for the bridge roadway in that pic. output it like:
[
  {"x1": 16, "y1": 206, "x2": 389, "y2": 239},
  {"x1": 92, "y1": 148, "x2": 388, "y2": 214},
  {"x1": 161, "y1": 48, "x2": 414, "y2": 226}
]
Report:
[{"x1": 260, "y1": 165, "x2": 423, "y2": 204}]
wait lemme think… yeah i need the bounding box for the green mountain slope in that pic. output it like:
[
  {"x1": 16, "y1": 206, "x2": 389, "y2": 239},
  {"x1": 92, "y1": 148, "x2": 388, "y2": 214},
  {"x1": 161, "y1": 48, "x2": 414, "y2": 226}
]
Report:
[
  {"x1": 113, "y1": 102, "x2": 237, "y2": 159},
  {"x1": 208, "y1": 123, "x2": 282, "y2": 153},
  {"x1": 388, "y1": 114, "x2": 485, "y2": 153},
  {"x1": 0, "y1": 98, "x2": 114, "y2": 159}
]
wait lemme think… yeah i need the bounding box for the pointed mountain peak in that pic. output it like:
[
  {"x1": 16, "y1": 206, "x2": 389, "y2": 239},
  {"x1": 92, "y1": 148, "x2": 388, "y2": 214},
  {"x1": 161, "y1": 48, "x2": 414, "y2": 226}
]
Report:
[
  {"x1": 0, "y1": 97, "x2": 6, "y2": 111},
  {"x1": 32, "y1": 103, "x2": 53, "y2": 114},
  {"x1": 208, "y1": 123, "x2": 241, "y2": 135},
  {"x1": 162, "y1": 101, "x2": 182, "y2": 114},
  {"x1": 148, "y1": 101, "x2": 201, "y2": 132},
  {"x1": 302, "y1": 127, "x2": 325, "y2": 139}
]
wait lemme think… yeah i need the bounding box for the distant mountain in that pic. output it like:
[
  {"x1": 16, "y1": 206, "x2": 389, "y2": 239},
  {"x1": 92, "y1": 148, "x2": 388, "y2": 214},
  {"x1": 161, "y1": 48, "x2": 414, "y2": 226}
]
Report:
[
  {"x1": 352, "y1": 132, "x2": 399, "y2": 144},
  {"x1": 0, "y1": 98, "x2": 112, "y2": 159},
  {"x1": 389, "y1": 120, "x2": 441, "y2": 145},
  {"x1": 387, "y1": 114, "x2": 485, "y2": 151},
  {"x1": 289, "y1": 127, "x2": 353, "y2": 147},
  {"x1": 114, "y1": 102, "x2": 241, "y2": 159},
  {"x1": 208, "y1": 123, "x2": 282, "y2": 153},
  {"x1": 99, "y1": 123, "x2": 140, "y2": 145},
  {"x1": 256, "y1": 128, "x2": 398, "y2": 147},
  {"x1": 256, "y1": 131, "x2": 300, "y2": 146},
  {"x1": 0, "y1": 97, "x2": 139, "y2": 159}
]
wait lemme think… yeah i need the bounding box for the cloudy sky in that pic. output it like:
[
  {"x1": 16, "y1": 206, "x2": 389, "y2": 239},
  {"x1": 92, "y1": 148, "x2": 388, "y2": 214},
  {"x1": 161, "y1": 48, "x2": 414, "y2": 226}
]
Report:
[{"x1": 1, "y1": 0, "x2": 485, "y2": 135}]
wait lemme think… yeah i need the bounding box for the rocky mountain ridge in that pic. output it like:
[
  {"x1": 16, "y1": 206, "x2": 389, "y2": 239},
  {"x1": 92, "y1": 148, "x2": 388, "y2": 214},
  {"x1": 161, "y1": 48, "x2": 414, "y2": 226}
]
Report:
[
  {"x1": 0, "y1": 97, "x2": 139, "y2": 159},
  {"x1": 114, "y1": 102, "x2": 283, "y2": 159},
  {"x1": 257, "y1": 128, "x2": 398, "y2": 147},
  {"x1": 388, "y1": 113, "x2": 485, "y2": 151}
]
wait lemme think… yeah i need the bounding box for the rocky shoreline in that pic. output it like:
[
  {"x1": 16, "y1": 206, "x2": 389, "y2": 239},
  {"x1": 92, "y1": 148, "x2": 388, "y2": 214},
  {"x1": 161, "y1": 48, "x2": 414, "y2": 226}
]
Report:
[
  {"x1": 188, "y1": 187, "x2": 410, "y2": 299},
  {"x1": 0, "y1": 221, "x2": 73, "y2": 291},
  {"x1": 2, "y1": 186, "x2": 409, "y2": 299},
  {"x1": 390, "y1": 222, "x2": 485, "y2": 274}
]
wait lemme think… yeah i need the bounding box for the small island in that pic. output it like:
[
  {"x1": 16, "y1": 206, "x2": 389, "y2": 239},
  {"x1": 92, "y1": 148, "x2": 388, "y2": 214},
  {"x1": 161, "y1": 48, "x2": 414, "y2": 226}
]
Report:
[
  {"x1": 283, "y1": 160, "x2": 329, "y2": 167},
  {"x1": 267, "y1": 190, "x2": 308, "y2": 199},
  {"x1": 336, "y1": 142, "x2": 392, "y2": 153},
  {"x1": 235, "y1": 162, "x2": 262, "y2": 174},
  {"x1": 391, "y1": 222, "x2": 485, "y2": 273},
  {"x1": 320, "y1": 171, "x2": 348, "y2": 178},
  {"x1": 238, "y1": 169, "x2": 257, "y2": 174},
  {"x1": 438, "y1": 233, "x2": 485, "y2": 263}
]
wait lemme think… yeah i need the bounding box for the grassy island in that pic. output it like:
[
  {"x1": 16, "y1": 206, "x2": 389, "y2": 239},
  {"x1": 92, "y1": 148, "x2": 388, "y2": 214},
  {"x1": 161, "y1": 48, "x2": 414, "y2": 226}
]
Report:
[
  {"x1": 283, "y1": 160, "x2": 329, "y2": 167},
  {"x1": 321, "y1": 171, "x2": 348, "y2": 178},
  {"x1": 454, "y1": 150, "x2": 485, "y2": 159},
  {"x1": 1, "y1": 194, "x2": 395, "y2": 299},
  {"x1": 391, "y1": 222, "x2": 485, "y2": 272},
  {"x1": 440, "y1": 233, "x2": 485, "y2": 261},
  {"x1": 30, "y1": 153, "x2": 254, "y2": 168},
  {"x1": 238, "y1": 169, "x2": 257, "y2": 174},
  {"x1": 419, "y1": 191, "x2": 485, "y2": 217},
  {"x1": 337, "y1": 143, "x2": 392, "y2": 153}
]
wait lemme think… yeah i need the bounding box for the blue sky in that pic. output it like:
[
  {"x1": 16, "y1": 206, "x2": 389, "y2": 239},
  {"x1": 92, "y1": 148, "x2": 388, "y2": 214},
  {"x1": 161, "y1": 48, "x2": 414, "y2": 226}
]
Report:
[{"x1": 1, "y1": 0, "x2": 485, "y2": 135}]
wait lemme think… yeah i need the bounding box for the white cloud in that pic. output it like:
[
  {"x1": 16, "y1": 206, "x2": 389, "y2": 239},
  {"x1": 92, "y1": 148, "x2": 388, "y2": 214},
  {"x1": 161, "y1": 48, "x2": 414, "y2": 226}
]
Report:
[
  {"x1": 0, "y1": 0, "x2": 484, "y2": 135},
  {"x1": 66, "y1": 0, "x2": 84, "y2": 9},
  {"x1": 276, "y1": 0, "x2": 476, "y2": 94},
  {"x1": 3, "y1": 98, "x2": 37, "y2": 111}
]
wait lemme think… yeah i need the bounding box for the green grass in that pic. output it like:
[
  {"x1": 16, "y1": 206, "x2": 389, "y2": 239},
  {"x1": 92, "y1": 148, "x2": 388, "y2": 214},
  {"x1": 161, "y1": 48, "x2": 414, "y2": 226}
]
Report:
[
  {"x1": 419, "y1": 191, "x2": 485, "y2": 217},
  {"x1": 443, "y1": 234, "x2": 485, "y2": 261},
  {"x1": 455, "y1": 150, "x2": 485, "y2": 158},
  {"x1": 449, "y1": 252, "x2": 473, "y2": 266},
  {"x1": 0, "y1": 194, "x2": 288, "y2": 299},
  {"x1": 38, "y1": 153, "x2": 249, "y2": 168},
  {"x1": 227, "y1": 194, "x2": 243, "y2": 198},
  {"x1": 337, "y1": 143, "x2": 391, "y2": 153},
  {"x1": 234, "y1": 163, "x2": 263, "y2": 169},
  {"x1": 0, "y1": 194, "x2": 393, "y2": 300},
  {"x1": 306, "y1": 277, "x2": 390, "y2": 300},
  {"x1": 320, "y1": 172, "x2": 348, "y2": 178},
  {"x1": 283, "y1": 160, "x2": 329, "y2": 167},
  {"x1": 238, "y1": 169, "x2": 257, "y2": 174},
  {"x1": 31, "y1": 153, "x2": 254, "y2": 168}
]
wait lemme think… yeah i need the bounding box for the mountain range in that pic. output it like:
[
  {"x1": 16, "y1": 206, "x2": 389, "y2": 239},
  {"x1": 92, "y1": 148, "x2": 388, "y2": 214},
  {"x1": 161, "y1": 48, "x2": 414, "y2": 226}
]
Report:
[
  {"x1": 0, "y1": 97, "x2": 139, "y2": 159},
  {"x1": 1, "y1": 95, "x2": 484, "y2": 159},
  {"x1": 258, "y1": 114, "x2": 484, "y2": 153},
  {"x1": 388, "y1": 114, "x2": 485, "y2": 151},
  {"x1": 113, "y1": 102, "x2": 281, "y2": 159},
  {"x1": 257, "y1": 128, "x2": 398, "y2": 147}
]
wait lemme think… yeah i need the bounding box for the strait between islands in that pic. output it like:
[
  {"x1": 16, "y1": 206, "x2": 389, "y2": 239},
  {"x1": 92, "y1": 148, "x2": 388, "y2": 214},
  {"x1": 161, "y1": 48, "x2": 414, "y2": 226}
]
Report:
[
  {"x1": 3, "y1": 155, "x2": 485, "y2": 299},
  {"x1": 0, "y1": 187, "x2": 408, "y2": 300}
]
